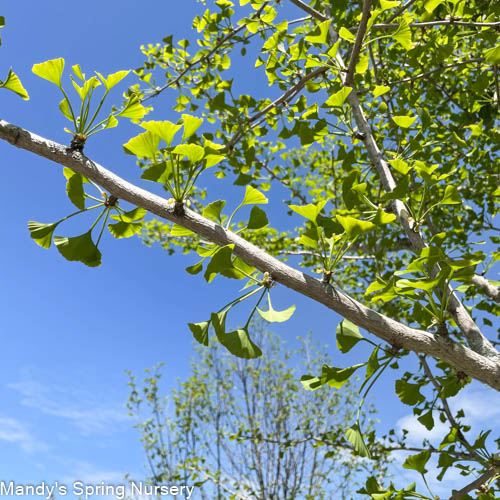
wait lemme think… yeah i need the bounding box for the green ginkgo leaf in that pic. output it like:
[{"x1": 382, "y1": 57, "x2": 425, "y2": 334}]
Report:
[
  {"x1": 117, "y1": 96, "x2": 149, "y2": 121},
  {"x1": 336, "y1": 215, "x2": 376, "y2": 238},
  {"x1": 32, "y1": 58, "x2": 65, "y2": 88},
  {"x1": 484, "y1": 45, "x2": 500, "y2": 64},
  {"x1": 110, "y1": 207, "x2": 147, "y2": 223},
  {"x1": 0, "y1": 68, "x2": 30, "y2": 100},
  {"x1": 72, "y1": 64, "x2": 85, "y2": 81},
  {"x1": 373, "y1": 85, "x2": 390, "y2": 98},
  {"x1": 58, "y1": 98, "x2": 73, "y2": 121},
  {"x1": 402, "y1": 451, "x2": 431, "y2": 474},
  {"x1": 181, "y1": 114, "x2": 203, "y2": 141},
  {"x1": 346, "y1": 424, "x2": 371, "y2": 458},
  {"x1": 172, "y1": 143, "x2": 205, "y2": 163},
  {"x1": 96, "y1": 70, "x2": 130, "y2": 91},
  {"x1": 257, "y1": 294, "x2": 295, "y2": 323},
  {"x1": 107, "y1": 221, "x2": 143, "y2": 238},
  {"x1": 65, "y1": 171, "x2": 85, "y2": 210},
  {"x1": 241, "y1": 185, "x2": 268, "y2": 206},
  {"x1": 289, "y1": 201, "x2": 326, "y2": 222},
  {"x1": 54, "y1": 230, "x2": 102, "y2": 267},
  {"x1": 141, "y1": 120, "x2": 182, "y2": 146},
  {"x1": 338, "y1": 27, "x2": 355, "y2": 42},
  {"x1": 392, "y1": 18, "x2": 412, "y2": 50},
  {"x1": 304, "y1": 20, "x2": 331, "y2": 45},
  {"x1": 325, "y1": 87, "x2": 352, "y2": 107},
  {"x1": 336, "y1": 319, "x2": 364, "y2": 353},
  {"x1": 393, "y1": 115, "x2": 416, "y2": 128},
  {"x1": 123, "y1": 130, "x2": 160, "y2": 159},
  {"x1": 203, "y1": 200, "x2": 226, "y2": 222},
  {"x1": 28, "y1": 221, "x2": 59, "y2": 249},
  {"x1": 440, "y1": 185, "x2": 461, "y2": 205},
  {"x1": 188, "y1": 321, "x2": 210, "y2": 346},
  {"x1": 247, "y1": 206, "x2": 269, "y2": 229}
]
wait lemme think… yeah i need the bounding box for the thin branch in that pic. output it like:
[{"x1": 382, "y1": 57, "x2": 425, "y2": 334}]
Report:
[
  {"x1": 471, "y1": 275, "x2": 500, "y2": 303},
  {"x1": 288, "y1": 0, "x2": 327, "y2": 22},
  {"x1": 372, "y1": 20, "x2": 500, "y2": 29},
  {"x1": 385, "y1": 0, "x2": 419, "y2": 23},
  {"x1": 345, "y1": 0, "x2": 373, "y2": 86},
  {"x1": 448, "y1": 468, "x2": 497, "y2": 500},
  {"x1": 259, "y1": 161, "x2": 308, "y2": 204},
  {"x1": 278, "y1": 250, "x2": 375, "y2": 260},
  {"x1": 1, "y1": 119, "x2": 499, "y2": 389},
  {"x1": 227, "y1": 66, "x2": 327, "y2": 148}
]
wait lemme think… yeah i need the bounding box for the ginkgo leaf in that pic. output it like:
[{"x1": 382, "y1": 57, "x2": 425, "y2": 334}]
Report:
[
  {"x1": 241, "y1": 185, "x2": 268, "y2": 205},
  {"x1": 96, "y1": 70, "x2": 130, "y2": 91},
  {"x1": 28, "y1": 221, "x2": 59, "y2": 249},
  {"x1": 0, "y1": 68, "x2": 29, "y2": 100},
  {"x1": 141, "y1": 120, "x2": 182, "y2": 146},
  {"x1": 393, "y1": 115, "x2": 416, "y2": 128},
  {"x1": 392, "y1": 18, "x2": 412, "y2": 50},
  {"x1": 182, "y1": 114, "x2": 203, "y2": 141},
  {"x1": 172, "y1": 143, "x2": 205, "y2": 163},
  {"x1": 123, "y1": 130, "x2": 160, "y2": 159},
  {"x1": 325, "y1": 87, "x2": 352, "y2": 107},
  {"x1": 257, "y1": 294, "x2": 295, "y2": 323},
  {"x1": 54, "y1": 231, "x2": 102, "y2": 267},
  {"x1": 32, "y1": 58, "x2": 65, "y2": 87}
]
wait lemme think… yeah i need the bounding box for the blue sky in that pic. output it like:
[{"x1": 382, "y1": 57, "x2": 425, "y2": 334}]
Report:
[{"x1": 1, "y1": 1, "x2": 498, "y2": 499}]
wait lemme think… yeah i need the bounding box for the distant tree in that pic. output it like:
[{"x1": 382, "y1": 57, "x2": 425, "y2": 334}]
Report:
[{"x1": 126, "y1": 326, "x2": 389, "y2": 500}]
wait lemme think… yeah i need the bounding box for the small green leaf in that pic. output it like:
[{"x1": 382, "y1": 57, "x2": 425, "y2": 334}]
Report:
[
  {"x1": 336, "y1": 319, "x2": 364, "y2": 353},
  {"x1": 403, "y1": 451, "x2": 431, "y2": 475},
  {"x1": 247, "y1": 206, "x2": 269, "y2": 229},
  {"x1": 172, "y1": 143, "x2": 205, "y2": 163},
  {"x1": 418, "y1": 411, "x2": 435, "y2": 431},
  {"x1": 72, "y1": 64, "x2": 85, "y2": 81},
  {"x1": 241, "y1": 185, "x2": 268, "y2": 206},
  {"x1": 395, "y1": 379, "x2": 425, "y2": 406},
  {"x1": 58, "y1": 98, "x2": 73, "y2": 121},
  {"x1": 123, "y1": 130, "x2": 160, "y2": 159},
  {"x1": 110, "y1": 207, "x2": 147, "y2": 222},
  {"x1": 182, "y1": 114, "x2": 203, "y2": 141},
  {"x1": 203, "y1": 200, "x2": 226, "y2": 221},
  {"x1": 204, "y1": 245, "x2": 240, "y2": 282},
  {"x1": 389, "y1": 158, "x2": 410, "y2": 174},
  {"x1": 484, "y1": 45, "x2": 500, "y2": 64},
  {"x1": 289, "y1": 201, "x2": 326, "y2": 222},
  {"x1": 204, "y1": 154, "x2": 225, "y2": 168},
  {"x1": 257, "y1": 294, "x2": 295, "y2": 323},
  {"x1": 392, "y1": 115, "x2": 416, "y2": 128},
  {"x1": 305, "y1": 20, "x2": 331, "y2": 45},
  {"x1": 108, "y1": 221, "x2": 142, "y2": 238},
  {"x1": 117, "y1": 96, "x2": 149, "y2": 121},
  {"x1": 338, "y1": 27, "x2": 356, "y2": 43},
  {"x1": 392, "y1": 18, "x2": 412, "y2": 50},
  {"x1": 325, "y1": 87, "x2": 352, "y2": 107},
  {"x1": 66, "y1": 171, "x2": 85, "y2": 210},
  {"x1": 141, "y1": 120, "x2": 182, "y2": 146},
  {"x1": 336, "y1": 215, "x2": 376, "y2": 238},
  {"x1": 28, "y1": 221, "x2": 59, "y2": 249},
  {"x1": 54, "y1": 230, "x2": 102, "y2": 267},
  {"x1": 373, "y1": 85, "x2": 390, "y2": 98},
  {"x1": 32, "y1": 58, "x2": 65, "y2": 88},
  {"x1": 96, "y1": 70, "x2": 130, "y2": 91},
  {"x1": 0, "y1": 69, "x2": 30, "y2": 100},
  {"x1": 188, "y1": 321, "x2": 210, "y2": 346},
  {"x1": 186, "y1": 261, "x2": 204, "y2": 275},
  {"x1": 424, "y1": 0, "x2": 443, "y2": 13},
  {"x1": 441, "y1": 185, "x2": 461, "y2": 205},
  {"x1": 102, "y1": 115, "x2": 118, "y2": 130},
  {"x1": 365, "y1": 346, "x2": 380, "y2": 381},
  {"x1": 346, "y1": 424, "x2": 371, "y2": 458},
  {"x1": 373, "y1": 207, "x2": 396, "y2": 225}
]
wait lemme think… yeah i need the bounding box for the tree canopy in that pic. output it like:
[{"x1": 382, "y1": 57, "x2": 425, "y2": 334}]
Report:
[{"x1": 1, "y1": 0, "x2": 499, "y2": 498}]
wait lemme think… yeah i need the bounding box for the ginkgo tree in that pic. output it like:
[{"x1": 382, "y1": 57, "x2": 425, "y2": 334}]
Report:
[{"x1": 1, "y1": 0, "x2": 500, "y2": 498}]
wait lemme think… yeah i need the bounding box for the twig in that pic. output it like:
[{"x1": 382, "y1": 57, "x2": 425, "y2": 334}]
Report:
[
  {"x1": 345, "y1": 0, "x2": 373, "y2": 86},
  {"x1": 227, "y1": 66, "x2": 327, "y2": 148},
  {"x1": 288, "y1": 0, "x2": 327, "y2": 22},
  {"x1": 279, "y1": 250, "x2": 375, "y2": 260},
  {"x1": 385, "y1": 0, "x2": 419, "y2": 23},
  {"x1": 448, "y1": 468, "x2": 497, "y2": 500},
  {"x1": 259, "y1": 161, "x2": 308, "y2": 204},
  {"x1": 372, "y1": 20, "x2": 500, "y2": 29}
]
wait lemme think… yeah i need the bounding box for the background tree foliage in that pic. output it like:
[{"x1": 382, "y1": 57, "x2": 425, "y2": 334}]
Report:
[
  {"x1": 0, "y1": 0, "x2": 499, "y2": 498},
  {"x1": 127, "y1": 326, "x2": 389, "y2": 499}
]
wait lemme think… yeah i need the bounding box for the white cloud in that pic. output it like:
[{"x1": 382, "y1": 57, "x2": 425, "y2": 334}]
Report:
[
  {"x1": 0, "y1": 415, "x2": 48, "y2": 453},
  {"x1": 8, "y1": 380, "x2": 129, "y2": 435}
]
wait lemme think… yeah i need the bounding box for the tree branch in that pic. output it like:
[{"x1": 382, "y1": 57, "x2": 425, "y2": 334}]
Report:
[
  {"x1": 1, "y1": 119, "x2": 499, "y2": 390},
  {"x1": 385, "y1": 0, "x2": 419, "y2": 23},
  {"x1": 345, "y1": 0, "x2": 372, "y2": 86},
  {"x1": 371, "y1": 20, "x2": 500, "y2": 29},
  {"x1": 448, "y1": 468, "x2": 498, "y2": 500},
  {"x1": 471, "y1": 275, "x2": 500, "y2": 303}
]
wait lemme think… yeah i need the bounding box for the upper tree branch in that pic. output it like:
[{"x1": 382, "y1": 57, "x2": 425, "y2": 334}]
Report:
[
  {"x1": 471, "y1": 275, "x2": 500, "y2": 303},
  {"x1": 1, "y1": 119, "x2": 499, "y2": 389},
  {"x1": 287, "y1": 0, "x2": 497, "y2": 360},
  {"x1": 345, "y1": 0, "x2": 372, "y2": 86},
  {"x1": 448, "y1": 468, "x2": 498, "y2": 500}
]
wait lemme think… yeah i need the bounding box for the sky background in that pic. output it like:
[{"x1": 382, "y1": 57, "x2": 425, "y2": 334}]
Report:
[{"x1": 0, "y1": 1, "x2": 498, "y2": 499}]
